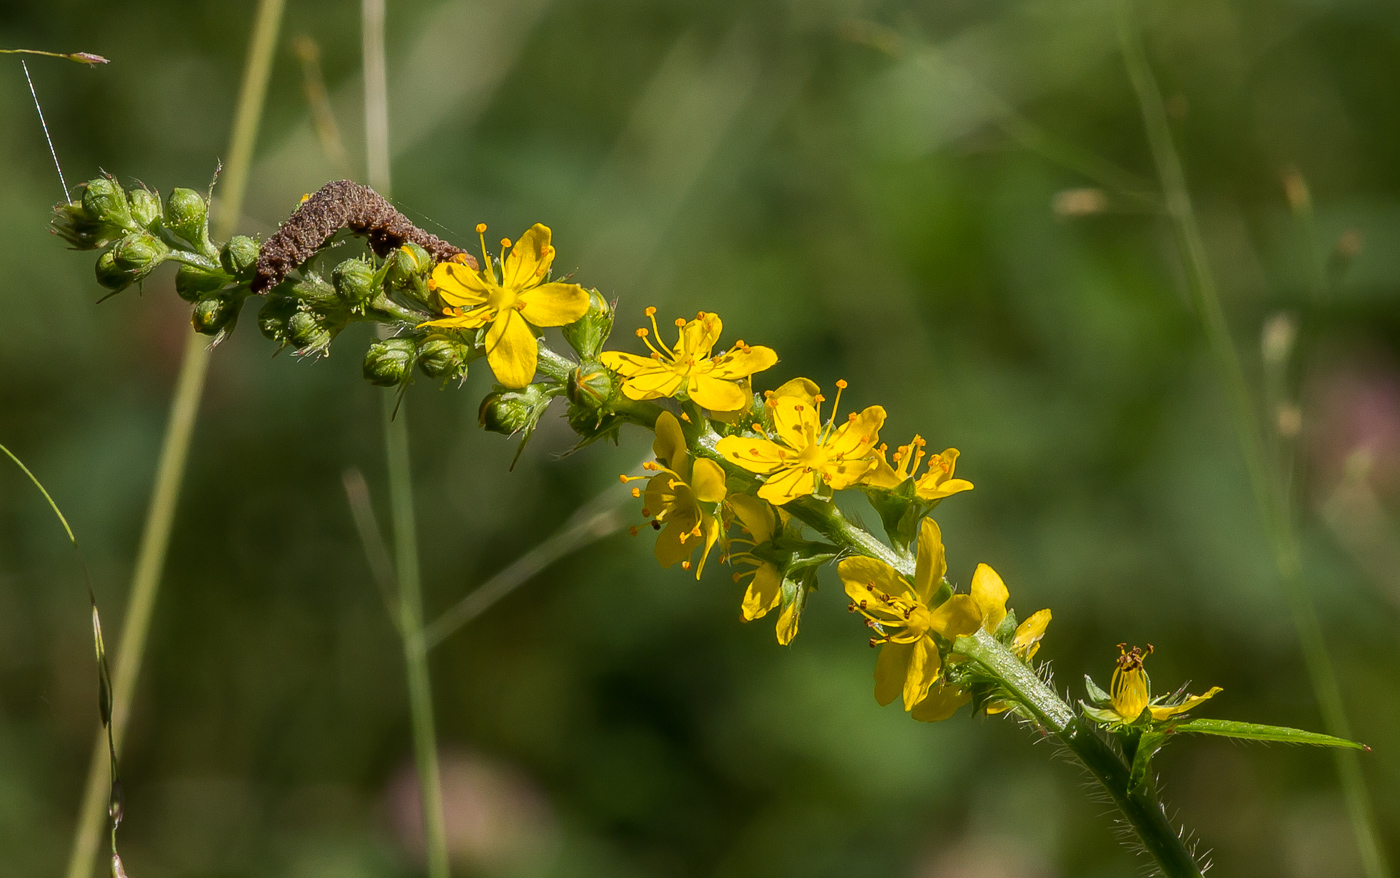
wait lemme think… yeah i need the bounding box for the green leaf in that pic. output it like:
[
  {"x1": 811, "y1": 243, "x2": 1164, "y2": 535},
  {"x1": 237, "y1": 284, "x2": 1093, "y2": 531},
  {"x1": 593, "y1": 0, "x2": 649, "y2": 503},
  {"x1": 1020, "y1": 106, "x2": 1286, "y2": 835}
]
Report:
[
  {"x1": 1129, "y1": 730, "x2": 1169, "y2": 791},
  {"x1": 1169, "y1": 718, "x2": 1368, "y2": 750}
]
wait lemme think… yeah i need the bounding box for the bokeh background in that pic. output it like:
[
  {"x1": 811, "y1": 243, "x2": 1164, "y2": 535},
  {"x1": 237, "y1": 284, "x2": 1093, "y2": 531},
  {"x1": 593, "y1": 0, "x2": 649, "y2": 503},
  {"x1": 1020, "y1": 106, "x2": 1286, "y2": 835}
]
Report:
[{"x1": 2, "y1": 0, "x2": 1398, "y2": 875}]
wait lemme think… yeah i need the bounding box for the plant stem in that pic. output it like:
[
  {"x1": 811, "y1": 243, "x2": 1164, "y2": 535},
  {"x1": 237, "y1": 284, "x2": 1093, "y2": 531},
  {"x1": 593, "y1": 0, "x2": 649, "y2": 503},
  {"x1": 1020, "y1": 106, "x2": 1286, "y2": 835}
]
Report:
[
  {"x1": 363, "y1": 1, "x2": 450, "y2": 875},
  {"x1": 1114, "y1": 5, "x2": 1390, "y2": 875},
  {"x1": 382, "y1": 399, "x2": 450, "y2": 878},
  {"x1": 63, "y1": 3, "x2": 285, "y2": 877},
  {"x1": 955, "y1": 630, "x2": 1204, "y2": 878}
]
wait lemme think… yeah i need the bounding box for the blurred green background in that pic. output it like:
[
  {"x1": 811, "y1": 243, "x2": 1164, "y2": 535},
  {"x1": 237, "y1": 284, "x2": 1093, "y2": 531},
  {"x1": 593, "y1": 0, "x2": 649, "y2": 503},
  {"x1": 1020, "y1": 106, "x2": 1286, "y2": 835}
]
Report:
[{"x1": 2, "y1": 0, "x2": 1398, "y2": 875}]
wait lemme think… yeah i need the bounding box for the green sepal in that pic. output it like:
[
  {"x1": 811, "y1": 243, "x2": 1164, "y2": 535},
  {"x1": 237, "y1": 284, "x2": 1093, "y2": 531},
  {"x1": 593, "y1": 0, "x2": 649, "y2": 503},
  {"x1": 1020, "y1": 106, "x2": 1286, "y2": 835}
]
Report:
[
  {"x1": 1128, "y1": 729, "x2": 1169, "y2": 791},
  {"x1": 1167, "y1": 718, "x2": 1368, "y2": 750},
  {"x1": 1081, "y1": 703, "x2": 1120, "y2": 723},
  {"x1": 860, "y1": 477, "x2": 922, "y2": 551},
  {"x1": 1084, "y1": 674, "x2": 1111, "y2": 706}
]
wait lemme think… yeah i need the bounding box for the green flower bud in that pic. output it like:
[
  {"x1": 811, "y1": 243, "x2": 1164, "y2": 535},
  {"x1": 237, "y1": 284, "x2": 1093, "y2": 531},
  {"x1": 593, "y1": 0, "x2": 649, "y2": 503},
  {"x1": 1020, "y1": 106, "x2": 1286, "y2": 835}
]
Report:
[
  {"x1": 51, "y1": 199, "x2": 104, "y2": 249},
  {"x1": 127, "y1": 188, "x2": 162, "y2": 230},
  {"x1": 479, "y1": 383, "x2": 552, "y2": 436},
  {"x1": 287, "y1": 309, "x2": 334, "y2": 353},
  {"x1": 94, "y1": 249, "x2": 127, "y2": 291},
  {"x1": 566, "y1": 361, "x2": 617, "y2": 410},
  {"x1": 363, "y1": 337, "x2": 418, "y2": 386},
  {"x1": 165, "y1": 188, "x2": 210, "y2": 249},
  {"x1": 566, "y1": 401, "x2": 622, "y2": 446},
  {"x1": 257, "y1": 295, "x2": 300, "y2": 343},
  {"x1": 111, "y1": 232, "x2": 169, "y2": 274},
  {"x1": 561, "y1": 289, "x2": 613, "y2": 360},
  {"x1": 417, "y1": 336, "x2": 473, "y2": 381},
  {"x1": 191, "y1": 295, "x2": 240, "y2": 335},
  {"x1": 220, "y1": 235, "x2": 260, "y2": 280},
  {"x1": 332, "y1": 257, "x2": 377, "y2": 305},
  {"x1": 81, "y1": 177, "x2": 132, "y2": 230},
  {"x1": 175, "y1": 263, "x2": 230, "y2": 302}
]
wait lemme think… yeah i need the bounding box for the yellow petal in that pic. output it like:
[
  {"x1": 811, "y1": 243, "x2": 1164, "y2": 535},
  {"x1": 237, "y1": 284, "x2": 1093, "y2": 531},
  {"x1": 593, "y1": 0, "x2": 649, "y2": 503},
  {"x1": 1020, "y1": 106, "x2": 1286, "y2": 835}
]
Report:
[
  {"x1": 755, "y1": 465, "x2": 815, "y2": 505},
  {"x1": 687, "y1": 373, "x2": 750, "y2": 412},
  {"x1": 1012, "y1": 609, "x2": 1052, "y2": 659},
  {"x1": 706, "y1": 345, "x2": 778, "y2": 381},
  {"x1": 676, "y1": 312, "x2": 723, "y2": 360},
  {"x1": 823, "y1": 456, "x2": 878, "y2": 492},
  {"x1": 653, "y1": 519, "x2": 692, "y2": 569},
  {"x1": 728, "y1": 493, "x2": 775, "y2": 544},
  {"x1": 694, "y1": 514, "x2": 721, "y2": 578},
  {"x1": 740, "y1": 564, "x2": 783, "y2": 620},
  {"x1": 838, "y1": 556, "x2": 906, "y2": 605},
  {"x1": 917, "y1": 476, "x2": 974, "y2": 501},
  {"x1": 690, "y1": 458, "x2": 727, "y2": 504},
  {"x1": 911, "y1": 685, "x2": 970, "y2": 723},
  {"x1": 770, "y1": 377, "x2": 819, "y2": 406},
  {"x1": 927, "y1": 594, "x2": 982, "y2": 640},
  {"x1": 1150, "y1": 687, "x2": 1223, "y2": 721},
  {"x1": 969, "y1": 563, "x2": 1009, "y2": 633},
  {"x1": 825, "y1": 405, "x2": 886, "y2": 459},
  {"x1": 913, "y1": 518, "x2": 947, "y2": 603},
  {"x1": 419, "y1": 312, "x2": 489, "y2": 331},
  {"x1": 902, "y1": 637, "x2": 942, "y2": 711},
  {"x1": 652, "y1": 411, "x2": 689, "y2": 477},
  {"x1": 873, "y1": 641, "x2": 912, "y2": 707},
  {"x1": 769, "y1": 395, "x2": 818, "y2": 451},
  {"x1": 484, "y1": 309, "x2": 538, "y2": 388},
  {"x1": 715, "y1": 436, "x2": 788, "y2": 475},
  {"x1": 501, "y1": 223, "x2": 554, "y2": 290},
  {"x1": 519, "y1": 281, "x2": 589, "y2": 327},
  {"x1": 619, "y1": 368, "x2": 687, "y2": 401},
  {"x1": 775, "y1": 593, "x2": 802, "y2": 645},
  {"x1": 599, "y1": 350, "x2": 655, "y2": 378},
  {"x1": 431, "y1": 261, "x2": 492, "y2": 306}
]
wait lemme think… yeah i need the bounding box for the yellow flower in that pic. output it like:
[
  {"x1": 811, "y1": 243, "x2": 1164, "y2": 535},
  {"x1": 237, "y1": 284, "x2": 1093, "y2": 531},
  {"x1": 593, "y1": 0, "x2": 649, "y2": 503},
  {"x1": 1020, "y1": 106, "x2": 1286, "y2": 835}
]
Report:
[
  {"x1": 914, "y1": 564, "x2": 1053, "y2": 722},
  {"x1": 727, "y1": 493, "x2": 804, "y2": 644},
  {"x1": 841, "y1": 519, "x2": 982, "y2": 711},
  {"x1": 624, "y1": 411, "x2": 727, "y2": 577},
  {"x1": 864, "y1": 435, "x2": 974, "y2": 502},
  {"x1": 716, "y1": 378, "x2": 885, "y2": 505},
  {"x1": 422, "y1": 223, "x2": 589, "y2": 388},
  {"x1": 600, "y1": 309, "x2": 777, "y2": 412},
  {"x1": 1098, "y1": 645, "x2": 1223, "y2": 724}
]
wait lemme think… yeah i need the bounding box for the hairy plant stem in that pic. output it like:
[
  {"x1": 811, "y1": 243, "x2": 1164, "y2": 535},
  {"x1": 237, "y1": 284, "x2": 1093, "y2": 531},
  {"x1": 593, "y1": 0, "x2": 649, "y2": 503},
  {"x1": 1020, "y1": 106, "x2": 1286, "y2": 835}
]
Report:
[
  {"x1": 1114, "y1": 5, "x2": 1389, "y2": 875},
  {"x1": 64, "y1": 3, "x2": 286, "y2": 877},
  {"x1": 954, "y1": 630, "x2": 1204, "y2": 878},
  {"x1": 363, "y1": 1, "x2": 450, "y2": 875}
]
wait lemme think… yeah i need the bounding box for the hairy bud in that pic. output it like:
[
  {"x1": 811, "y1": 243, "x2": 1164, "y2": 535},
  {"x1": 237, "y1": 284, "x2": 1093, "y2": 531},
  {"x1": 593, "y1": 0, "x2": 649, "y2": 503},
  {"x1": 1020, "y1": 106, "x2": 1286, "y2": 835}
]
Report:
[
  {"x1": 257, "y1": 296, "x2": 300, "y2": 343},
  {"x1": 332, "y1": 257, "x2": 377, "y2": 305},
  {"x1": 417, "y1": 336, "x2": 473, "y2": 382},
  {"x1": 566, "y1": 361, "x2": 616, "y2": 410},
  {"x1": 479, "y1": 383, "x2": 553, "y2": 436},
  {"x1": 192, "y1": 294, "x2": 240, "y2": 336},
  {"x1": 220, "y1": 235, "x2": 261, "y2": 280},
  {"x1": 364, "y1": 337, "x2": 418, "y2": 386},
  {"x1": 127, "y1": 187, "x2": 163, "y2": 230},
  {"x1": 165, "y1": 188, "x2": 211, "y2": 250},
  {"x1": 561, "y1": 289, "x2": 613, "y2": 360},
  {"x1": 175, "y1": 263, "x2": 230, "y2": 302},
  {"x1": 82, "y1": 177, "x2": 132, "y2": 230},
  {"x1": 287, "y1": 309, "x2": 335, "y2": 353}
]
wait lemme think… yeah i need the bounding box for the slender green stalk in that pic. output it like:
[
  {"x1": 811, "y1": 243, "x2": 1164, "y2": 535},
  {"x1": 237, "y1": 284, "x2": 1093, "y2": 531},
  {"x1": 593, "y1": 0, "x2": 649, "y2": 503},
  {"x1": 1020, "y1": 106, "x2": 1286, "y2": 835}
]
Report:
[
  {"x1": 1113, "y1": 5, "x2": 1390, "y2": 876},
  {"x1": 363, "y1": 1, "x2": 450, "y2": 874},
  {"x1": 954, "y1": 630, "x2": 1204, "y2": 878},
  {"x1": 63, "y1": 5, "x2": 286, "y2": 877}
]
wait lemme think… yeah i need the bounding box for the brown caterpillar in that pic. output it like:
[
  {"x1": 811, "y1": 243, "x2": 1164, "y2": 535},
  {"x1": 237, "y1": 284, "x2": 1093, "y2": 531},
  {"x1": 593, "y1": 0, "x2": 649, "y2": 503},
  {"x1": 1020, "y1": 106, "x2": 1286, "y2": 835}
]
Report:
[{"x1": 251, "y1": 180, "x2": 476, "y2": 293}]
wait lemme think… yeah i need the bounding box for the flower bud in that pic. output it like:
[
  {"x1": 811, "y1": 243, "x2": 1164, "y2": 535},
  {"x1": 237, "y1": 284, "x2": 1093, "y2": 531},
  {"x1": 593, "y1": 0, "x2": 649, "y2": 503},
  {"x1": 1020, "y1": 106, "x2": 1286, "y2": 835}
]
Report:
[
  {"x1": 566, "y1": 361, "x2": 616, "y2": 410},
  {"x1": 387, "y1": 242, "x2": 431, "y2": 285},
  {"x1": 257, "y1": 295, "x2": 300, "y2": 343},
  {"x1": 332, "y1": 257, "x2": 377, "y2": 305},
  {"x1": 417, "y1": 336, "x2": 473, "y2": 381},
  {"x1": 191, "y1": 294, "x2": 241, "y2": 335},
  {"x1": 165, "y1": 188, "x2": 210, "y2": 249},
  {"x1": 220, "y1": 235, "x2": 260, "y2": 280},
  {"x1": 364, "y1": 337, "x2": 418, "y2": 386},
  {"x1": 94, "y1": 249, "x2": 127, "y2": 291},
  {"x1": 287, "y1": 309, "x2": 335, "y2": 353},
  {"x1": 111, "y1": 232, "x2": 169, "y2": 274},
  {"x1": 175, "y1": 263, "x2": 230, "y2": 302},
  {"x1": 127, "y1": 187, "x2": 162, "y2": 230},
  {"x1": 561, "y1": 289, "x2": 613, "y2": 360},
  {"x1": 51, "y1": 199, "x2": 104, "y2": 249},
  {"x1": 81, "y1": 177, "x2": 132, "y2": 230},
  {"x1": 479, "y1": 383, "x2": 552, "y2": 436},
  {"x1": 566, "y1": 401, "x2": 622, "y2": 446}
]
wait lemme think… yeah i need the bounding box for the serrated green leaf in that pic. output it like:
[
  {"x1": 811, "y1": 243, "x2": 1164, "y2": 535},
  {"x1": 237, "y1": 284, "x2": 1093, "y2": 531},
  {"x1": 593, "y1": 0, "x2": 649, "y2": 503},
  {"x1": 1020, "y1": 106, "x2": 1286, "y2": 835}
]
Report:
[{"x1": 1170, "y1": 718, "x2": 1367, "y2": 750}]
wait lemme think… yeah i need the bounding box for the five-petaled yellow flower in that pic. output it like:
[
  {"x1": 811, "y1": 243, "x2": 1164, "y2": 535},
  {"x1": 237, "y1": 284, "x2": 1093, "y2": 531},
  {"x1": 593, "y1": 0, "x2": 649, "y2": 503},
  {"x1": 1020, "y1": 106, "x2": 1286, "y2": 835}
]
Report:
[
  {"x1": 600, "y1": 309, "x2": 778, "y2": 412},
  {"x1": 841, "y1": 518, "x2": 981, "y2": 711},
  {"x1": 728, "y1": 493, "x2": 801, "y2": 644},
  {"x1": 716, "y1": 378, "x2": 885, "y2": 505},
  {"x1": 1093, "y1": 645, "x2": 1222, "y2": 724},
  {"x1": 625, "y1": 411, "x2": 728, "y2": 577},
  {"x1": 864, "y1": 435, "x2": 974, "y2": 502},
  {"x1": 422, "y1": 223, "x2": 589, "y2": 388}
]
